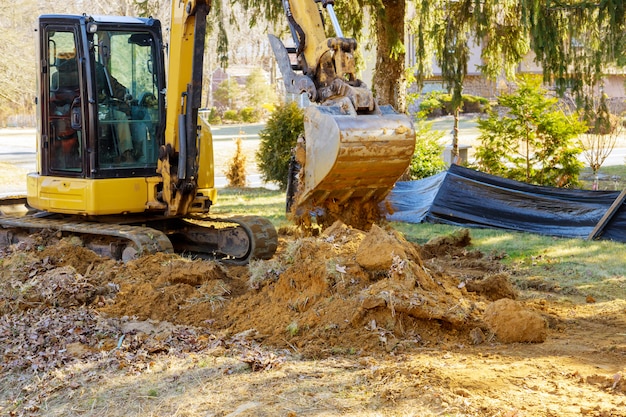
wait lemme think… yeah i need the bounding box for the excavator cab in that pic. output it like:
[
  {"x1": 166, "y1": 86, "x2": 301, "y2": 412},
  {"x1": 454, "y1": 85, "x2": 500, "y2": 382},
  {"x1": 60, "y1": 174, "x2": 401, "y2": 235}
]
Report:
[{"x1": 29, "y1": 15, "x2": 168, "y2": 215}]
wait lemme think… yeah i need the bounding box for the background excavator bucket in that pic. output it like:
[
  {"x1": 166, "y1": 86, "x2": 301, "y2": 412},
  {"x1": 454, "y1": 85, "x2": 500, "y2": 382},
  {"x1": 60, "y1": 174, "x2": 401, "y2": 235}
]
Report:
[{"x1": 294, "y1": 104, "x2": 416, "y2": 220}]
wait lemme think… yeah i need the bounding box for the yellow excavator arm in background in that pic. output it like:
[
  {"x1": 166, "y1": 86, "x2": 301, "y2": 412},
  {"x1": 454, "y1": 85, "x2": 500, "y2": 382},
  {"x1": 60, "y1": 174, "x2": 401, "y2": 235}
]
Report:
[{"x1": 271, "y1": 0, "x2": 416, "y2": 228}]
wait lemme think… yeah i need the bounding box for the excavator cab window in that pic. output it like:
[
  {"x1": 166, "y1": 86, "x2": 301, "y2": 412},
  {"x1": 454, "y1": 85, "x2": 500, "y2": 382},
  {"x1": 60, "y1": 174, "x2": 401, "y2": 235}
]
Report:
[{"x1": 93, "y1": 30, "x2": 160, "y2": 169}]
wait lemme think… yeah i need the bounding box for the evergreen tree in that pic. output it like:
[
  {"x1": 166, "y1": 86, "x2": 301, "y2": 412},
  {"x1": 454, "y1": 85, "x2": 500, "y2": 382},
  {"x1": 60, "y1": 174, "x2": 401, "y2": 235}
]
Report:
[
  {"x1": 521, "y1": 0, "x2": 625, "y2": 104},
  {"x1": 244, "y1": 68, "x2": 278, "y2": 108},
  {"x1": 256, "y1": 102, "x2": 304, "y2": 190}
]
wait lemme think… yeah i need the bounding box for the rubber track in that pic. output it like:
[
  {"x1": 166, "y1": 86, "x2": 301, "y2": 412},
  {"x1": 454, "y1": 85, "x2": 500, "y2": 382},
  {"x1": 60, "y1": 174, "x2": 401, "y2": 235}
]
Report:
[
  {"x1": 1, "y1": 214, "x2": 277, "y2": 263},
  {"x1": 0, "y1": 215, "x2": 174, "y2": 255},
  {"x1": 187, "y1": 214, "x2": 278, "y2": 264}
]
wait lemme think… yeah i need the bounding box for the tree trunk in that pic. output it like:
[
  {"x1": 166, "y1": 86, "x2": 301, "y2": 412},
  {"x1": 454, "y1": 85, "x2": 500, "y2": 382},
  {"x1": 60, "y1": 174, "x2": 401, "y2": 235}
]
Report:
[
  {"x1": 372, "y1": 0, "x2": 406, "y2": 113},
  {"x1": 452, "y1": 106, "x2": 459, "y2": 161}
]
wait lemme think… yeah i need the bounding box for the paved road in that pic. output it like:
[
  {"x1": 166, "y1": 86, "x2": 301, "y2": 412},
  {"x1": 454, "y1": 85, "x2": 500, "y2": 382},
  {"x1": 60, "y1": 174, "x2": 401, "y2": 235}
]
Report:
[
  {"x1": 211, "y1": 123, "x2": 265, "y2": 140},
  {"x1": 0, "y1": 129, "x2": 37, "y2": 171},
  {"x1": 0, "y1": 124, "x2": 270, "y2": 194}
]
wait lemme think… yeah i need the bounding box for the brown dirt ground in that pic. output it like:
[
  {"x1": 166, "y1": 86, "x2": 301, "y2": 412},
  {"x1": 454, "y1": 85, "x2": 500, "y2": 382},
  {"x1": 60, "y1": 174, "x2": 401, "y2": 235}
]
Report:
[{"x1": 0, "y1": 224, "x2": 625, "y2": 416}]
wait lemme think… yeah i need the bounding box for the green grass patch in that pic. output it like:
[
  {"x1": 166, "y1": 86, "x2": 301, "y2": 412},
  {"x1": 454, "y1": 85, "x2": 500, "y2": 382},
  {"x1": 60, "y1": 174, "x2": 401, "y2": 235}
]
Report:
[
  {"x1": 580, "y1": 165, "x2": 626, "y2": 190},
  {"x1": 211, "y1": 187, "x2": 289, "y2": 227},
  {"x1": 394, "y1": 222, "x2": 626, "y2": 301}
]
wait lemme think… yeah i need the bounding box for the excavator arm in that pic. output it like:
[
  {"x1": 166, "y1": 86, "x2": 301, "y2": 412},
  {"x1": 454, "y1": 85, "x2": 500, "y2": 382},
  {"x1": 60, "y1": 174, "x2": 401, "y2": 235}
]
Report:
[
  {"x1": 271, "y1": 0, "x2": 416, "y2": 229},
  {"x1": 273, "y1": 0, "x2": 374, "y2": 110},
  {"x1": 160, "y1": 0, "x2": 213, "y2": 217}
]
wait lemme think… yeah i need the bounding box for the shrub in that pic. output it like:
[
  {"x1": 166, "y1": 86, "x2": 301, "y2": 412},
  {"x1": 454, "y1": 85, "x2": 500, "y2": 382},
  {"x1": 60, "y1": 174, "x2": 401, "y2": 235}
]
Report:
[
  {"x1": 239, "y1": 107, "x2": 261, "y2": 123},
  {"x1": 214, "y1": 79, "x2": 243, "y2": 109},
  {"x1": 418, "y1": 91, "x2": 489, "y2": 117},
  {"x1": 223, "y1": 109, "x2": 239, "y2": 123},
  {"x1": 256, "y1": 102, "x2": 304, "y2": 190},
  {"x1": 418, "y1": 93, "x2": 445, "y2": 118},
  {"x1": 408, "y1": 119, "x2": 447, "y2": 180},
  {"x1": 204, "y1": 107, "x2": 221, "y2": 125},
  {"x1": 472, "y1": 77, "x2": 586, "y2": 188},
  {"x1": 224, "y1": 137, "x2": 246, "y2": 187},
  {"x1": 463, "y1": 95, "x2": 490, "y2": 113},
  {"x1": 244, "y1": 67, "x2": 278, "y2": 109}
]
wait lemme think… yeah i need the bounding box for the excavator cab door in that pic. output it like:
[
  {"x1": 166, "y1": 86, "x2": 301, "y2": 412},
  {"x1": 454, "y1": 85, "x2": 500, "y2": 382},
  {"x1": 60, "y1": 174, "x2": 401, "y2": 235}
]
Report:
[{"x1": 42, "y1": 26, "x2": 85, "y2": 175}]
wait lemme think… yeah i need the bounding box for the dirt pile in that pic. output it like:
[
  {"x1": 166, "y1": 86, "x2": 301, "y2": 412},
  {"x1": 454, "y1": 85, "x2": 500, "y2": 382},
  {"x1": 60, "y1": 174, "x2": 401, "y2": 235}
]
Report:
[
  {"x1": 0, "y1": 223, "x2": 551, "y2": 368},
  {"x1": 483, "y1": 298, "x2": 547, "y2": 343}
]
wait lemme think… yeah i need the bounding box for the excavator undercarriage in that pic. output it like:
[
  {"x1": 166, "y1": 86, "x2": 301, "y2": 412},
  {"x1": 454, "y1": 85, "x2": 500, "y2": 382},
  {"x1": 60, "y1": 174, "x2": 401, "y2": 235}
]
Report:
[{"x1": 0, "y1": 212, "x2": 276, "y2": 265}]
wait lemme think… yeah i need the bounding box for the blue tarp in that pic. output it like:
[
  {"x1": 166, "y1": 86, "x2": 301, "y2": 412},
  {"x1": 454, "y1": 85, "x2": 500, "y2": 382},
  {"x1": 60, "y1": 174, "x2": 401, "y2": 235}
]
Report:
[{"x1": 385, "y1": 164, "x2": 626, "y2": 242}]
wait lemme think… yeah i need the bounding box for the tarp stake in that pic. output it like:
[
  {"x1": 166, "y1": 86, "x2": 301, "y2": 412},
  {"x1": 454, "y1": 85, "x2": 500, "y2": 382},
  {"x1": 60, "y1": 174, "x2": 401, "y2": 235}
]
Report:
[{"x1": 587, "y1": 188, "x2": 626, "y2": 240}]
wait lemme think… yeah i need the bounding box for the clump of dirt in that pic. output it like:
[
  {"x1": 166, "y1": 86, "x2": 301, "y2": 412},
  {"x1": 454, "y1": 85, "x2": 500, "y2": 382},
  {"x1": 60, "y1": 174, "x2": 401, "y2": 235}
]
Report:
[
  {"x1": 465, "y1": 272, "x2": 518, "y2": 301},
  {"x1": 99, "y1": 252, "x2": 231, "y2": 323},
  {"x1": 356, "y1": 224, "x2": 419, "y2": 270},
  {"x1": 39, "y1": 237, "x2": 108, "y2": 275},
  {"x1": 420, "y1": 228, "x2": 472, "y2": 257},
  {"x1": 585, "y1": 373, "x2": 626, "y2": 395},
  {"x1": 483, "y1": 298, "x2": 547, "y2": 343}
]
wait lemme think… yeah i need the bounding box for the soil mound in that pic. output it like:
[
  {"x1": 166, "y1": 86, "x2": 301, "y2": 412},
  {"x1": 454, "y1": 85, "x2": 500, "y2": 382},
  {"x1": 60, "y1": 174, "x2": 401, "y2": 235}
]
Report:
[
  {"x1": 99, "y1": 253, "x2": 231, "y2": 323},
  {"x1": 465, "y1": 272, "x2": 518, "y2": 301},
  {"x1": 483, "y1": 298, "x2": 547, "y2": 343},
  {"x1": 0, "y1": 222, "x2": 525, "y2": 363}
]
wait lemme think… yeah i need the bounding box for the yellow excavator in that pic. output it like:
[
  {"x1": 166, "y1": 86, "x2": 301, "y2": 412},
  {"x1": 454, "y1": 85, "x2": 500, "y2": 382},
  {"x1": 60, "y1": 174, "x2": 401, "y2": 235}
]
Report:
[
  {"x1": 270, "y1": 0, "x2": 416, "y2": 227},
  {"x1": 1, "y1": 0, "x2": 414, "y2": 259},
  {"x1": 0, "y1": 1, "x2": 277, "y2": 263}
]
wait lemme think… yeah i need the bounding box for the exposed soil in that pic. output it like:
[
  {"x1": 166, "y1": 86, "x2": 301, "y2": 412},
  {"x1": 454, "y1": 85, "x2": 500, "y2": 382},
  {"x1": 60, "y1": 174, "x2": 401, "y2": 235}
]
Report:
[{"x1": 0, "y1": 223, "x2": 625, "y2": 416}]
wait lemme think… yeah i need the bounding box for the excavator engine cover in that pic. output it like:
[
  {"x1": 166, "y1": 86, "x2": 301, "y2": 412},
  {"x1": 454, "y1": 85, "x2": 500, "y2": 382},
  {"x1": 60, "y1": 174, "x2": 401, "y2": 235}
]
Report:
[{"x1": 295, "y1": 104, "x2": 416, "y2": 217}]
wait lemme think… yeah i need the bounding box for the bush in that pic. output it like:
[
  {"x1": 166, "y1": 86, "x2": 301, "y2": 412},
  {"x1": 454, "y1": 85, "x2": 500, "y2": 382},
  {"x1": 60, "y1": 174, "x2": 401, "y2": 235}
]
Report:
[
  {"x1": 214, "y1": 79, "x2": 243, "y2": 109},
  {"x1": 244, "y1": 67, "x2": 278, "y2": 109},
  {"x1": 256, "y1": 102, "x2": 304, "y2": 190},
  {"x1": 418, "y1": 94, "x2": 445, "y2": 118},
  {"x1": 203, "y1": 107, "x2": 221, "y2": 125},
  {"x1": 223, "y1": 109, "x2": 239, "y2": 123},
  {"x1": 408, "y1": 119, "x2": 447, "y2": 180},
  {"x1": 239, "y1": 107, "x2": 261, "y2": 123},
  {"x1": 224, "y1": 137, "x2": 247, "y2": 187},
  {"x1": 463, "y1": 95, "x2": 490, "y2": 113},
  {"x1": 418, "y1": 91, "x2": 489, "y2": 117}
]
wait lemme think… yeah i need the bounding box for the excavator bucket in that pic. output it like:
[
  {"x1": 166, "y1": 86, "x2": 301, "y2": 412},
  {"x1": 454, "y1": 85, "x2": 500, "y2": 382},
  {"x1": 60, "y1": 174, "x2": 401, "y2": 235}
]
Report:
[{"x1": 293, "y1": 104, "x2": 416, "y2": 220}]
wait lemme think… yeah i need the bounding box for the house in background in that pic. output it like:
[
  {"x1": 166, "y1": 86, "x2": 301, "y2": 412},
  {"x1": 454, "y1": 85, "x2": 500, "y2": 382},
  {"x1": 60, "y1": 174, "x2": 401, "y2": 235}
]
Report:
[
  {"x1": 404, "y1": 34, "x2": 626, "y2": 113},
  {"x1": 208, "y1": 65, "x2": 271, "y2": 109}
]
